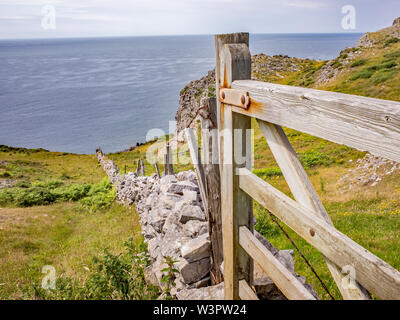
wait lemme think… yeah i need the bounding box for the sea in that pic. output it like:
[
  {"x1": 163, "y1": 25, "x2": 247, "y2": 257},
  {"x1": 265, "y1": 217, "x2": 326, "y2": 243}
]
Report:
[{"x1": 0, "y1": 33, "x2": 362, "y2": 154}]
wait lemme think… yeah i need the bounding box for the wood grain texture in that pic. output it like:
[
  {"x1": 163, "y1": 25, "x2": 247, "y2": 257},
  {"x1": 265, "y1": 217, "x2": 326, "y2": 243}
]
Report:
[
  {"x1": 231, "y1": 80, "x2": 400, "y2": 162},
  {"x1": 258, "y1": 120, "x2": 371, "y2": 300},
  {"x1": 215, "y1": 33, "x2": 250, "y2": 177},
  {"x1": 239, "y1": 279, "x2": 259, "y2": 300},
  {"x1": 238, "y1": 168, "x2": 400, "y2": 300},
  {"x1": 166, "y1": 143, "x2": 174, "y2": 175},
  {"x1": 201, "y1": 98, "x2": 224, "y2": 285},
  {"x1": 239, "y1": 226, "x2": 316, "y2": 300},
  {"x1": 154, "y1": 161, "x2": 160, "y2": 179},
  {"x1": 135, "y1": 159, "x2": 140, "y2": 175},
  {"x1": 217, "y1": 35, "x2": 253, "y2": 300}
]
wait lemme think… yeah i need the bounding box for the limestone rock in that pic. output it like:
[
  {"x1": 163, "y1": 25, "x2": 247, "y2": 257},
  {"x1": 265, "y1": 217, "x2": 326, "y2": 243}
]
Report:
[
  {"x1": 161, "y1": 181, "x2": 199, "y2": 195},
  {"x1": 181, "y1": 233, "x2": 211, "y2": 263},
  {"x1": 159, "y1": 193, "x2": 182, "y2": 210},
  {"x1": 182, "y1": 220, "x2": 209, "y2": 238},
  {"x1": 179, "y1": 204, "x2": 205, "y2": 223},
  {"x1": 176, "y1": 282, "x2": 224, "y2": 300},
  {"x1": 177, "y1": 257, "x2": 210, "y2": 284}
]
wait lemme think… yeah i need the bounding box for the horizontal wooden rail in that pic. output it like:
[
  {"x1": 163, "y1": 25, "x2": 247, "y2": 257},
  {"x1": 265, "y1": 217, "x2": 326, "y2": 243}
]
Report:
[
  {"x1": 239, "y1": 280, "x2": 259, "y2": 300},
  {"x1": 239, "y1": 226, "x2": 316, "y2": 300},
  {"x1": 238, "y1": 168, "x2": 400, "y2": 300},
  {"x1": 231, "y1": 80, "x2": 400, "y2": 163}
]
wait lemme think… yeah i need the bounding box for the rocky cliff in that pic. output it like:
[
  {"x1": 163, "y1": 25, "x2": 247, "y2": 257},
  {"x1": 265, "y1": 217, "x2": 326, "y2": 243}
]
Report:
[
  {"x1": 175, "y1": 18, "x2": 400, "y2": 139},
  {"x1": 356, "y1": 17, "x2": 400, "y2": 48}
]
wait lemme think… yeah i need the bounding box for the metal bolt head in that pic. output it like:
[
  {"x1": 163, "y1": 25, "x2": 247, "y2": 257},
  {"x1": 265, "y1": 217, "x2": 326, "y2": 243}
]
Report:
[
  {"x1": 241, "y1": 95, "x2": 246, "y2": 105},
  {"x1": 310, "y1": 229, "x2": 315, "y2": 237},
  {"x1": 221, "y1": 91, "x2": 226, "y2": 100}
]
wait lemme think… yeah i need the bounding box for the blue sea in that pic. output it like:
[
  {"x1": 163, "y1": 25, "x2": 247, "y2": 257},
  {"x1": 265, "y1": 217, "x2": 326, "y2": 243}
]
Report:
[{"x1": 0, "y1": 33, "x2": 362, "y2": 154}]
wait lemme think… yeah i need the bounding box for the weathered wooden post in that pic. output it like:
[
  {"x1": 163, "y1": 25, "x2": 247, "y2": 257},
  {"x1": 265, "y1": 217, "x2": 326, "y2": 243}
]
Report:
[
  {"x1": 200, "y1": 97, "x2": 223, "y2": 285},
  {"x1": 215, "y1": 33, "x2": 253, "y2": 299},
  {"x1": 136, "y1": 159, "x2": 141, "y2": 175},
  {"x1": 141, "y1": 159, "x2": 145, "y2": 176},
  {"x1": 167, "y1": 143, "x2": 174, "y2": 175},
  {"x1": 154, "y1": 161, "x2": 160, "y2": 178},
  {"x1": 163, "y1": 152, "x2": 169, "y2": 176}
]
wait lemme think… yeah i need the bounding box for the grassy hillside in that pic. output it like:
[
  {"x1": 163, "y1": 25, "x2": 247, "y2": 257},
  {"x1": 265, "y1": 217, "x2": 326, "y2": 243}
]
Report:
[
  {"x1": 0, "y1": 146, "x2": 158, "y2": 299},
  {"x1": 317, "y1": 41, "x2": 400, "y2": 101},
  {"x1": 249, "y1": 22, "x2": 400, "y2": 299}
]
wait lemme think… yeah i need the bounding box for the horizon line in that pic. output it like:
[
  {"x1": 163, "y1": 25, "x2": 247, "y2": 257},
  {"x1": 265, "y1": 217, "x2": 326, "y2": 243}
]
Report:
[{"x1": 0, "y1": 31, "x2": 365, "y2": 41}]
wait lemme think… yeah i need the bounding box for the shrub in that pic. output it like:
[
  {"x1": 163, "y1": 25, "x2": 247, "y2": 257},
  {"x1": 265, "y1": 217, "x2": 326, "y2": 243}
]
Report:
[
  {"x1": 14, "y1": 187, "x2": 56, "y2": 207},
  {"x1": 52, "y1": 183, "x2": 91, "y2": 202},
  {"x1": 351, "y1": 59, "x2": 367, "y2": 68},
  {"x1": 381, "y1": 61, "x2": 397, "y2": 69},
  {"x1": 32, "y1": 238, "x2": 160, "y2": 300},
  {"x1": 33, "y1": 180, "x2": 64, "y2": 189},
  {"x1": 254, "y1": 167, "x2": 283, "y2": 178},
  {"x1": 0, "y1": 171, "x2": 12, "y2": 178},
  {"x1": 79, "y1": 189, "x2": 115, "y2": 211},
  {"x1": 384, "y1": 50, "x2": 400, "y2": 59},
  {"x1": 15, "y1": 181, "x2": 31, "y2": 188},
  {"x1": 299, "y1": 150, "x2": 332, "y2": 168},
  {"x1": 350, "y1": 68, "x2": 374, "y2": 80},
  {"x1": 384, "y1": 38, "x2": 400, "y2": 46},
  {"x1": 0, "y1": 177, "x2": 115, "y2": 209},
  {"x1": 372, "y1": 69, "x2": 396, "y2": 84}
]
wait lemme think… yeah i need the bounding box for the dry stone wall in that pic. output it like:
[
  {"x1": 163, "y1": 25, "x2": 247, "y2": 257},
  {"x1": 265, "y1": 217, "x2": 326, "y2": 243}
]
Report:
[{"x1": 96, "y1": 150, "x2": 317, "y2": 300}]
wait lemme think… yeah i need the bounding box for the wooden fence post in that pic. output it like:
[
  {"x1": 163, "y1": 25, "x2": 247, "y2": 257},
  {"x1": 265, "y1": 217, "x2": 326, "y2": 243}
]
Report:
[
  {"x1": 154, "y1": 161, "x2": 160, "y2": 178},
  {"x1": 164, "y1": 153, "x2": 169, "y2": 176},
  {"x1": 168, "y1": 143, "x2": 174, "y2": 175},
  {"x1": 201, "y1": 97, "x2": 223, "y2": 285},
  {"x1": 215, "y1": 33, "x2": 253, "y2": 299},
  {"x1": 136, "y1": 159, "x2": 140, "y2": 175},
  {"x1": 164, "y1": 143, "x2": 174, "y2": 175}
]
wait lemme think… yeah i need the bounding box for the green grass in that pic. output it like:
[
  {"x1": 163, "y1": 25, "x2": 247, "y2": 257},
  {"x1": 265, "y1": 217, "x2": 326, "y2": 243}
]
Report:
[
  {"x1": 351, "y1": 59, "x2": 368, "y2": 67},
  {"x1": 31, "y1": 237, "x2": 160, "y2": 300},
  {"x1": 317, "y1": 41, "x2": 400, "y2": 101},
  {"x1": 0, "y1": 202, "x2": 143, "y2": 299},
  {"x1": 0, "y1": 147, "x2": 145, "y2": 300},
  {"x1": 255, "y1": 198, "x2": 400, "y2": 300},
  {"x1": 254, "y1": 167, "x2": 283, "y2": 179},
  {"x1": 0, "y1": 178, "x2": 115, "y2": 210},
  {"x1": 384, "y1": 37, "x2": 400, "y2": 46}
]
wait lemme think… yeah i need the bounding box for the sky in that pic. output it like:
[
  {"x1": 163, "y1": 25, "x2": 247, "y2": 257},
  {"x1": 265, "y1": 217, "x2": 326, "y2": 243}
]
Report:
[{"x1": 0, "y1": 0, "x2": 399, "y2": 39}]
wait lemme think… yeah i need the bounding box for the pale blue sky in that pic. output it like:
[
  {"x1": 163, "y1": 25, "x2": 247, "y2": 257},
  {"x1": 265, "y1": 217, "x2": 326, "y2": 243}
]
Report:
[{"x1": 0, "y1": 0, "x2": 399, "y2": 39}]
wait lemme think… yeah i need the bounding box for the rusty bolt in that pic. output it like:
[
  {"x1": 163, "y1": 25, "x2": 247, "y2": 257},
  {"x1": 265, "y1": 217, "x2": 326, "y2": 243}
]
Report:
[
  {"x1": 241, "y1": 95, "x2": 246, "y2": 105},
  {"x1": 309, "y1": 229, "x2": 315, "y2": 237},
  {"x1": 221, "y1": 91, "x2": 226, "y2": 99}
]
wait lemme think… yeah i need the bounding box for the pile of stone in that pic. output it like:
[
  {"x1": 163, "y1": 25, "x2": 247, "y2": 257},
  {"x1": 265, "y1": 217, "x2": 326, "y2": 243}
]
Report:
[
  {"x1": 338, "y1": 153, "x2": 400, "y2": 189},
  {"x1": 96, "y1": 150, "x2": 317, "y2": 299},
  {"x1": 96, "y1": 149, "x2": 120, "y2": 184}
]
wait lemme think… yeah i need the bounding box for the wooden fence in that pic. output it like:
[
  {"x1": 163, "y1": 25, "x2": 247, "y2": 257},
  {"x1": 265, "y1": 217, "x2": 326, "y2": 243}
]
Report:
[{"x1": 212, "y1": 32, "x2": 400, "y2": 300}]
